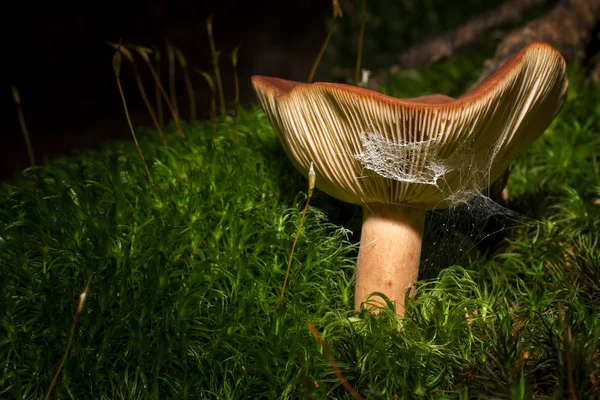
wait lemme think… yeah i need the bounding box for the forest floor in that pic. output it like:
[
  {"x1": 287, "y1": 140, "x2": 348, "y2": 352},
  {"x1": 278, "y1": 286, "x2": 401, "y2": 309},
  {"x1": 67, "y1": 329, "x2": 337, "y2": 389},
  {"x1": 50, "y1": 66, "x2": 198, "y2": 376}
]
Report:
[{"x1": 1, "y1": 40, "x2": 599, "y2": 398}]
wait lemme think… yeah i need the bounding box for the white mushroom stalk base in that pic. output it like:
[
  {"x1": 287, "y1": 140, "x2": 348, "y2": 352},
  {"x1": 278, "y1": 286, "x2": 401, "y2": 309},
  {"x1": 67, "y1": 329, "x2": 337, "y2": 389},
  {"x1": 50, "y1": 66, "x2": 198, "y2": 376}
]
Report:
[{"x1": 355, "y1": 203, "x2": 426, "y2": 316}]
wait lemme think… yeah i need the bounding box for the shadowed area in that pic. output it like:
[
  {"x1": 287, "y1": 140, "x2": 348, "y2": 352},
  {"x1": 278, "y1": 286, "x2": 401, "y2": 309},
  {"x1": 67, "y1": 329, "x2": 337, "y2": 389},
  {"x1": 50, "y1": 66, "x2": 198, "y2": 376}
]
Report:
[{"x1": 4, "y1": 0, "x2": 330, "y2": 180}]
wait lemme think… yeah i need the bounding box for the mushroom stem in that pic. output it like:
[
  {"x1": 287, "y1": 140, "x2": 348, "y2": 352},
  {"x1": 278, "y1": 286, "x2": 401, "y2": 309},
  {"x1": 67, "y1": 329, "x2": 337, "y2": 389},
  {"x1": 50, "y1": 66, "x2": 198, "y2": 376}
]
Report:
[{"x1": 355, "y1": 203, "x2": 426, "y2": 316}]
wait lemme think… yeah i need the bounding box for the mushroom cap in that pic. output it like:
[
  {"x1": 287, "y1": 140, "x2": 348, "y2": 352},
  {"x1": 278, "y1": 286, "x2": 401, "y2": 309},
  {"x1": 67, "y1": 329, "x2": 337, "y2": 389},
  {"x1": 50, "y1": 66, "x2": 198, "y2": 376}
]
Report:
[{"x1": 252, "y1": 41, "x2": 568, "y2": 209}]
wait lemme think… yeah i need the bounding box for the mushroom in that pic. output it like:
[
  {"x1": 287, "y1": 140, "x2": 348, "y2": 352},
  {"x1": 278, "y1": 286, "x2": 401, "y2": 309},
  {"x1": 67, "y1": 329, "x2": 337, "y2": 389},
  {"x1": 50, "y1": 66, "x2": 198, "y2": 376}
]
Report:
[{"x1": 252, "y1": 42, "x2": 568, "y2": 316}]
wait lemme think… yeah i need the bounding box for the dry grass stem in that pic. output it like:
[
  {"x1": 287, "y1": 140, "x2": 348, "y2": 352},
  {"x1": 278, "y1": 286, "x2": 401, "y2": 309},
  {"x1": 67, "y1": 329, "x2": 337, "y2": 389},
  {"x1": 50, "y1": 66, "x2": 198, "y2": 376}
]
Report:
[
  {"x1": 112, "y1": 49, "x2": 157, "y2": 191},
  {"x1": 132, "y1": 45, "x2": 185, "y2": 138},
  {"x1": 152, "y1": 46, "x2": 164, "y2": 126},
  {"x1": 174, "y1": 47, "x2": 197, "y2": 120},
  {"x1": 44, "y1": 278, "x2": 91, "y2": 400},
  {"x1": 355, "y1": 0, "x2": 367, "y2": 84},
  {"x1": 207, "y1": 16, "x2": 226, "y2": 116},
  {"x1": 10, "y1": 86, "x2": 36, "y2": 167},
  {"x1": 306, "y1": 321, "x2": 363, "y2": 400},
  {"x1": 107, "y1": 43, "x2": 166, "y2": 145},
  {"x1": 308, "y1": 0, "x2": 343, "y2": 83},
  {"x1": 231, "y1": 46, "x2": 241, "y2": 154},
  {"x1": 279, "y1": 163, "x2": 316, "y2": 301},
  {"x1": 196, "y1": 70, "x2": 218, "y2": 139},
  {"x1": 166, "y1": 41, "x2": 179, "y2": 118}
]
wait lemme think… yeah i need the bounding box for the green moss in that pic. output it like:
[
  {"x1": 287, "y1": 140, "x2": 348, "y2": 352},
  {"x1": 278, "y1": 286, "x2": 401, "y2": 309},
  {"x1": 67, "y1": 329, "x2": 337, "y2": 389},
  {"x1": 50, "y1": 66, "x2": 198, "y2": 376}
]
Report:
[{"x1": 1, "y1": 59, "x2": 598, "y2": 398}]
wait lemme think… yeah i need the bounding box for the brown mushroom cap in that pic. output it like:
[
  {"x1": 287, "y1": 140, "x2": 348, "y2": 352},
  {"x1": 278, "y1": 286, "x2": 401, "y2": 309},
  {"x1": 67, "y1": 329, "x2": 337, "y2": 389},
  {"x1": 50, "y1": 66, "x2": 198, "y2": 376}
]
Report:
[{"x1": 252, "y1": 41, "x2": 568, "y2": 209}]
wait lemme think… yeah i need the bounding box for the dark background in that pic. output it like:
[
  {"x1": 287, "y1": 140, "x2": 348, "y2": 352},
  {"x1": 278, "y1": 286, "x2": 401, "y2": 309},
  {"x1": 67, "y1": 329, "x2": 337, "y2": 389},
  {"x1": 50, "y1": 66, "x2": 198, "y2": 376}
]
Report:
[{"x1": 4, "y1": 1, "x2": 332, "y2": 179}]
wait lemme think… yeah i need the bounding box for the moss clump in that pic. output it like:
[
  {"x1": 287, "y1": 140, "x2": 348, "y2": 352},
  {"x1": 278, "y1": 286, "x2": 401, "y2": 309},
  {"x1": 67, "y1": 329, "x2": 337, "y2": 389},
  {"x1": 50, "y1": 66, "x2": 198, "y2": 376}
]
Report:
[{"x1": 1, "y1": 57, "x2": 598, "y2": 398}]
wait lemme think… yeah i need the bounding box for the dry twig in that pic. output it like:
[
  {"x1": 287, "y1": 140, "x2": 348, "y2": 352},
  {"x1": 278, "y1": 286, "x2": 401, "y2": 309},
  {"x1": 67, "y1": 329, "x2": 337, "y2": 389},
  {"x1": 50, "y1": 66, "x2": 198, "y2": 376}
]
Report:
[
  {"x1": 474, "y1": 0, "x2": 600, "y2": 85},
  {"x1": 395, "y1": 0, "x2": 549, "y2": 69}
]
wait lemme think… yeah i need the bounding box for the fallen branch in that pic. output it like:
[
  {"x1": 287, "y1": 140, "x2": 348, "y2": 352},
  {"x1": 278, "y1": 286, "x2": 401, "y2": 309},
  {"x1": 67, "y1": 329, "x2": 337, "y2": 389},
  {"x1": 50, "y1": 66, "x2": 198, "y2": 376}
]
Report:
[
  {"x1": 473, "y1": 0, "x2": 600, "y2": 86},
  {"x1": 395, "y1": 0, "x2": 550, "y2": 69}
]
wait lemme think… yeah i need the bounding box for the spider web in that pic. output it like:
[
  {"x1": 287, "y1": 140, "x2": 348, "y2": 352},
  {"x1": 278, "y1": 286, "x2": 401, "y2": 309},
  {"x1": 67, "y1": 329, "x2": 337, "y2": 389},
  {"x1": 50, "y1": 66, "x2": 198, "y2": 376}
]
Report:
[{"x1": 354, "y1": 129, "x2": 525, "y2": 276}]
